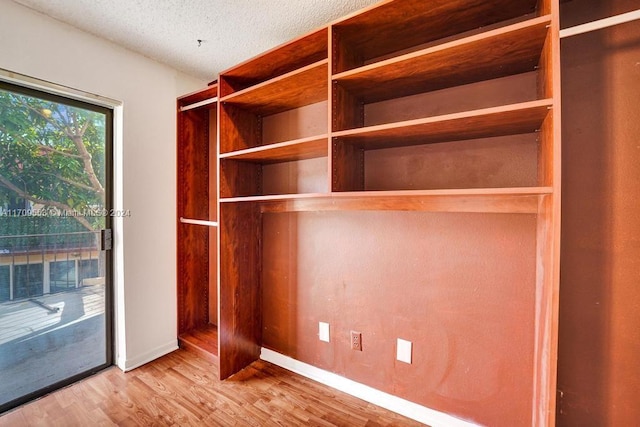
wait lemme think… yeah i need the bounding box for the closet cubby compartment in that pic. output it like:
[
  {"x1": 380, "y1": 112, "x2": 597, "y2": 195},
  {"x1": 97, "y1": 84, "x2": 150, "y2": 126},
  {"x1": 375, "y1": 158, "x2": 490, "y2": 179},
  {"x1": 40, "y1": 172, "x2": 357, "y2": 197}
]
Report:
[
  {"x1": 176, "y1": 84, "x2": 218, "y2": 361},
  {"x1": 331, "y1": 100, "x2": 552, "y2": 192},
  {"x1": 220, "y1": 156, "x2": 328, "y2": 200},
  {"x1": 219, "y1": 28, "x2": 328, "y2": 97},
  {"x1": 332, "y1": 16, "x2": 551, "y2": 132},
  {"x1": 219, "y1": 37, "x2": 330, "y2": 200},
  {"x1": 219, "y1": 99, "x2": 330, "y2": 199},
  {"x1": 331, "y1": 0, "x2": 541, "y2": 74}
]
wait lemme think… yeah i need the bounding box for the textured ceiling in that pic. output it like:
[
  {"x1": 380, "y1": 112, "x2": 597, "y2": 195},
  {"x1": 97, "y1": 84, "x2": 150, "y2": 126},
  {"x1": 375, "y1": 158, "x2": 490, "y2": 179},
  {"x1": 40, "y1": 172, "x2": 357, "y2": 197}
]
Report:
[{"x1": 11, "y1": 0, "x2": 379, "y2": 81}]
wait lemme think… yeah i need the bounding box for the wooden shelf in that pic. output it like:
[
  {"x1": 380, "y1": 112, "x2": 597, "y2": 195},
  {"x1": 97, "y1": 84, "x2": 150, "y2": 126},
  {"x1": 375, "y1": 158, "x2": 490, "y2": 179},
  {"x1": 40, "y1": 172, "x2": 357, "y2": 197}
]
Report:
[
  {"x1": 221, "y1": 60, "x2": 328, "y2": 116},
  {"x1": 221, "y1": 192, "x2": 329, "y2": 204},
  {"x1": 332, "y1": 99, "x2": 552, "y2": 149},
  {"x1": 331, "y1": 0, "x2": 539, "y2": 73},
  {"x1": 219, "y1": 135, "x2": 328, "y2": 163},
  {"x1": 333, "y1": 16, "x2": 550, "y2": 103},
  {"x1": 220, "y1": 187, "x2": 551, "y2": 214},
  {"x1": 178, "y1": 324, "x2": 218, "y2": 363},
  {"x1": 178, "y1": 84, "x2": 218, "y2": 109},
  {"x1": 220, "y1": 28, "x2": 327, "y2": 97}
]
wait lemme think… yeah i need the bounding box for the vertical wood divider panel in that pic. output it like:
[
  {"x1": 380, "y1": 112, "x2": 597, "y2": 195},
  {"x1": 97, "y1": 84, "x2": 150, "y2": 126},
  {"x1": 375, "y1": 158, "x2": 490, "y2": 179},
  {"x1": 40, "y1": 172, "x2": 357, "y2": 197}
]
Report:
[
  {"x1": 533, "y1": 0, "x2": 562, "y2": 424},
  {"x1": 218, "y1": 202, "x2": 262, "y2": 379},
  {"x1": 209, "y1": 109, "x2": 218, "y2": 325},
  {"x1": 327, "y1": 27, "x2": 335, "y2": 196}
]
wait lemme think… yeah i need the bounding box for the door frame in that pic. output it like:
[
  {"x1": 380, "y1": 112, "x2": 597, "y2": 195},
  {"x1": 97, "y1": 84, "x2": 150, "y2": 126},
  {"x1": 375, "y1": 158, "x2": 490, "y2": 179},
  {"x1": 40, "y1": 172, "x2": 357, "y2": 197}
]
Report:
[{"x1": 0, "y1": 76, "x2": 116, "y2": 413}]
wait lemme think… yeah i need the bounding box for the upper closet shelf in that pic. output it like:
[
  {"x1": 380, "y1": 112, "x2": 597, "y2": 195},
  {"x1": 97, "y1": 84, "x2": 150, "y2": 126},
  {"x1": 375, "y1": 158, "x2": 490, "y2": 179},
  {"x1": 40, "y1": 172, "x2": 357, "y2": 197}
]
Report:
[
  {"x1": 331, "y1": 0, "x2": 539, "y2": 73},
  {"x1": 220, "y1": 60, "x2": 328, "y2": 116},
  {"x1": 333, "y1": 99, "x2": 552, "y2": 149},
  {"x1": 220, "y1": 28, "x2": 327, "y2": 97},
  {"x1": 333, "y1": 16, "x2": 551, "y2": 103}
]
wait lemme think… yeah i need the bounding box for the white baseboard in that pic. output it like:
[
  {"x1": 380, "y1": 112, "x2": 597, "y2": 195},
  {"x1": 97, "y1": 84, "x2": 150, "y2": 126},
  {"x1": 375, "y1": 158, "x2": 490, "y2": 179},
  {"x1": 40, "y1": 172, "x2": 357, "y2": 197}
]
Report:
[
  {"x1": 260, "y1": 348, "x2": 480, "y2": 427},
  {"x1": 119, "y1": 340, "x2": 178, "y2": 372}
]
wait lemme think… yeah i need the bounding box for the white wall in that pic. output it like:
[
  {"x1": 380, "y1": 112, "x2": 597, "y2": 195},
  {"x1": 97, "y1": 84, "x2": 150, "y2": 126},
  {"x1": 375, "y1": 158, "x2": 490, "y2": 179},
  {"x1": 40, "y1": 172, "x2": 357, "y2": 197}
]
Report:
[{"x1": 0, "y1": 0, "x2": 206, "y2": 369}]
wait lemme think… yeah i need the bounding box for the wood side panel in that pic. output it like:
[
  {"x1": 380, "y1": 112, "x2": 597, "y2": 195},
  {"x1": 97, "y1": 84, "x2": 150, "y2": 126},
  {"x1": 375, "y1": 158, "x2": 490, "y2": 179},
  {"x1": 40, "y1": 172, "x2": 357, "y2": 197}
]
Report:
[
  {"x1": 331, "y1": 26, "x2": 362, "y2": 74},
  {"x1": 209, "y1": 108, "x2": 218, "y2": 326},
  {"x1": 219, "y1": 203, "x2": 262, "y2": 380},
  {"x1": 537, "y1": 110, "x2": 554, "y2": 187},
  {"x1": 219, "y1": 160, "x2": 262, "y2": 198},
  {"x1": 557, "y1": 4, "x2": 640, "y2": 425},
  {"x1": 331, "y1": 139, "x2": 363, "y2": 192},
  {"x1": 331, "y1": 83, "x2": 363, "y2": 132},
  {"x1": 538, "y1": 0, "x2": 561, "y2": 424},
  {"x1": 219, "y1": 103, "x2": 261, "y2": 153}
]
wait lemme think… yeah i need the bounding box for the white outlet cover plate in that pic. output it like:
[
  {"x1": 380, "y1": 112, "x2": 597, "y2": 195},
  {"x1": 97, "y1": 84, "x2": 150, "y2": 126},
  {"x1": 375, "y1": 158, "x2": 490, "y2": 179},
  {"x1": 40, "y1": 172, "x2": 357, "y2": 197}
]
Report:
[
  {"x1": 319, "y1": 322, "x2": 330, "y2": 342},
  {"x1": 397, "y1": 338, "x2": 412, "y2": 364}
]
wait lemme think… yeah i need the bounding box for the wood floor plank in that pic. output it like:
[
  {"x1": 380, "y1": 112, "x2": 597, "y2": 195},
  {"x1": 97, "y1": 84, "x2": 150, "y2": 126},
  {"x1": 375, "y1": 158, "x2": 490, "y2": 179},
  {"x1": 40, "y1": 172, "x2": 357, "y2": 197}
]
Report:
[{"x1": 0, "y1": 349, "x2": 425, "y2": 426}]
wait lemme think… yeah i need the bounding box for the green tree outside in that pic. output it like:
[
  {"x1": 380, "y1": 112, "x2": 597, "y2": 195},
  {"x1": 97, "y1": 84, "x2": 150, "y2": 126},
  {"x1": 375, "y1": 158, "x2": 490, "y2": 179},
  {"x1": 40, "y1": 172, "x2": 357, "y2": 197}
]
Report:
[{"x1": 0, "y1": 87, "x2": 106, "y2": 233}]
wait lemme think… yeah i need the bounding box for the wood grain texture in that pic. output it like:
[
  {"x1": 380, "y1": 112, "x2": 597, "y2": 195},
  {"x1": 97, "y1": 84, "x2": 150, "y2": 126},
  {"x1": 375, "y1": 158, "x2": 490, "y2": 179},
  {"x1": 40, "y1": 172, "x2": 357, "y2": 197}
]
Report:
[
  {"x1": 219, "y1": 159, "x2": 262, "y2": 198},
  {"x1": 220, "y1": 28, "x2": 328, "y2": 97},
  {"x1": 558, "y1": 13, "x2": 640, "y2": 425},
  {"x1": 220, "y1": 135, "x2": 329, "y2": 163},
  {"x1": 333, "y1": 16, "x2": 551, "y2": 103},
  {"x1": 177, "y1": 96, "x2": 214, "y2": 335},
  {"x1": 219, "y1": 103, "x2": 261, "y2": 153},
  {"x1": 221, "y1": 61, "x2": 328, "y2": 116},
  {"x1": 178, "y1": 84, "x2": 218, "y2": 109},
  {"x1": 178, "y1": 108, "x2": 210, "y2": 220},
  {"x1": 333, "y1": 99, "x2": 552, "y2": 149},
  {"x1": 220, "y1": 188, "x2": 551, "y2": 214},
  {"x1": 0, "y1": 349, "x2": 423, "y2": 426},
  {"x1": 178, "y1": 324, "x2": 218, "y2": 363},
  {"x1": 331, "y1": 138, "x2": 363, "y2": 192},
  {"x1": 331, "y1": 82, "x2": 363, "y2": 132},
  {"x1": 331, "y1": 0, "x2": 539, "y2": 72},
  {"x1": 177, "y1": 223, "x2": 209, "y2": 334},
  {"x1": 219, "y1": 203, "x2": 262, "y2": 380}
]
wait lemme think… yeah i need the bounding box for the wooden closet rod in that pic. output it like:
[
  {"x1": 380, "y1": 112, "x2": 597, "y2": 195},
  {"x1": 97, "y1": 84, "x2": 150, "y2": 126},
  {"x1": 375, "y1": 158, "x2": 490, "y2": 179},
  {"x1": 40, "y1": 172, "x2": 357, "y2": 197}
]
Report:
[{"x1": 179, "y1": 217, "x2": 218, "y2": 227}]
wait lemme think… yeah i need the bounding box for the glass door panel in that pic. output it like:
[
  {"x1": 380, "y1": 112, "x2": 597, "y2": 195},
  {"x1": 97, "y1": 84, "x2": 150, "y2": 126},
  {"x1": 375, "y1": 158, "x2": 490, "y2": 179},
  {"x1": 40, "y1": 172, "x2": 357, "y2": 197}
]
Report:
[{"x1": 0, "y1": 81, "x2": 112, "y2": 412}]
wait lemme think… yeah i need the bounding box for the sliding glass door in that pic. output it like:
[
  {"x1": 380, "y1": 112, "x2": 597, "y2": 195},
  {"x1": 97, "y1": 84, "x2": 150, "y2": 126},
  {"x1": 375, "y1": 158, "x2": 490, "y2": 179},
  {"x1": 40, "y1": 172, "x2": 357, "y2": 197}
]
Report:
[{"x1": 0, "y1": 81, "x2": 112, "y2": 412}]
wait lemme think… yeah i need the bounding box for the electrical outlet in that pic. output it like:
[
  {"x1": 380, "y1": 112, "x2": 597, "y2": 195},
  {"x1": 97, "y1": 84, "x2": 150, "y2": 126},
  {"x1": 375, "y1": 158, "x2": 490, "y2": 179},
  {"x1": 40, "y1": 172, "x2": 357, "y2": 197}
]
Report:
[
  {"x1": 351, "y1": 331, "x2": 362, "y2": 351},
  {"x1": 397, "y1": 338, "x2": 412, "y2": 364},
  {"x1": 319, "y1": 322, "x2": 330, "y2": 342}
]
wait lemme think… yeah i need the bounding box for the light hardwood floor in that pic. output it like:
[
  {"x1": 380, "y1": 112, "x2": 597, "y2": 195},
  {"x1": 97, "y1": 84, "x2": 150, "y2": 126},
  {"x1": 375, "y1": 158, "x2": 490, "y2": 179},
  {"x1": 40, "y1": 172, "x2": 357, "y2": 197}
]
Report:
[{"x1": 0, "y1": 349, "x2": 424, "y2": 426}]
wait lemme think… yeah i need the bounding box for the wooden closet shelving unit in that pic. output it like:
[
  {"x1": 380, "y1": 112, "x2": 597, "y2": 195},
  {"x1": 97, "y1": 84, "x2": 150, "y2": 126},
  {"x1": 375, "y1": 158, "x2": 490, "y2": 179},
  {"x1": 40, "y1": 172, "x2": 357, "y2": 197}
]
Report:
[
  {"x1": 178, "y1": 0, "x2": 561, "y2": 424},
  {"x1": 176, "y1": 84, "x2": 219, "y2": 362}
]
